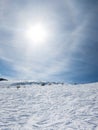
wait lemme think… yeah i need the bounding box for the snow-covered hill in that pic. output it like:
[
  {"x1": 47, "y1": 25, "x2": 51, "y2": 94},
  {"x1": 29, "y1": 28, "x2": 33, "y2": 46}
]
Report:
[{"x1": 0, "y1": 81, "x2": 98, "y2": 130}]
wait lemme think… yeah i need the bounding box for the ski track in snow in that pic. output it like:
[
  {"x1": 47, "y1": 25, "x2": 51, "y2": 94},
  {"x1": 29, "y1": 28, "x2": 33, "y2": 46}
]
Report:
[{"x1": 0, "y1": 82, "x2": 98, "y2": 130}]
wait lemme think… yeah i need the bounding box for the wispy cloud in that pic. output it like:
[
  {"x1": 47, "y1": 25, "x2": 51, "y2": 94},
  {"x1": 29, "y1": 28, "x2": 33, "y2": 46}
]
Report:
[{"x1": 0, "y1": 0, "x2": 98, "y2": 83}]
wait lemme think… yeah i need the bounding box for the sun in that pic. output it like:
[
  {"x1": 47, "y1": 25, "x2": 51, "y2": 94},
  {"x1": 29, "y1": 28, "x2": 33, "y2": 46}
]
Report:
[{"x1": 25, "y1": 23, "x2": 48, "y2": 44}]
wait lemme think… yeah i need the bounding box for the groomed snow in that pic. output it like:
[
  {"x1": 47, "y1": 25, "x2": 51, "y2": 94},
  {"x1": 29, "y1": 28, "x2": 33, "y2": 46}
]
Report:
[{"x1": 0, "y1": 82, "x2": 98, "y2": 130}]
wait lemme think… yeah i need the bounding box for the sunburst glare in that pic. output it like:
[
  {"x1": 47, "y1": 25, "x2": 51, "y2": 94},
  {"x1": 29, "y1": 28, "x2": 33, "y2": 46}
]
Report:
[{"x1": 25, "y1": 23, "x2": 48, "y2": 44}]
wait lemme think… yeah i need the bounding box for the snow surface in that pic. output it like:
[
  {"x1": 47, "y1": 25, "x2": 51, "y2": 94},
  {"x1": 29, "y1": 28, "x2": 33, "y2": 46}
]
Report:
[{"x1": 0, "y1": 81, "x2": 98, "y2": 130}]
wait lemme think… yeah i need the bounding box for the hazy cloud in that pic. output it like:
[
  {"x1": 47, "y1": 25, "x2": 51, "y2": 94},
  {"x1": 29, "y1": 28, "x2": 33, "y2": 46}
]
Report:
[{"x1": 0, "y1": 0, "x2": 98, "y2": 83}]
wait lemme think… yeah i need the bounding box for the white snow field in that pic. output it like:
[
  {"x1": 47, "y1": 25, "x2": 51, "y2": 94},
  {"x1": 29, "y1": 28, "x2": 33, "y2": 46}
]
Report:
[{"x1": 0, "y1": 81, "x2": 98, "y2": 130}]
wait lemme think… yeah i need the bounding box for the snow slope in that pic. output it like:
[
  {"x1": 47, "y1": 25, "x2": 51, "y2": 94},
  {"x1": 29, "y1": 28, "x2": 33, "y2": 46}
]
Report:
[{"x1": 0, "y1": 82, "x2": 98, "y2": 130}]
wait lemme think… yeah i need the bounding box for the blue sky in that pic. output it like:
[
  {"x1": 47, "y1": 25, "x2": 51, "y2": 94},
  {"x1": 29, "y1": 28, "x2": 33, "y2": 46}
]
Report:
[{"x1": 0, "y1": 0, "x2": 98, "y2": 83}]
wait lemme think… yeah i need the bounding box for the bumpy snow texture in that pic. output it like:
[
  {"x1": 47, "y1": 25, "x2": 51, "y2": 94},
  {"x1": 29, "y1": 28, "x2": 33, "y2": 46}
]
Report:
[{"x1": 0, "y1": 81, "x2": 98, "y2": 130}]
